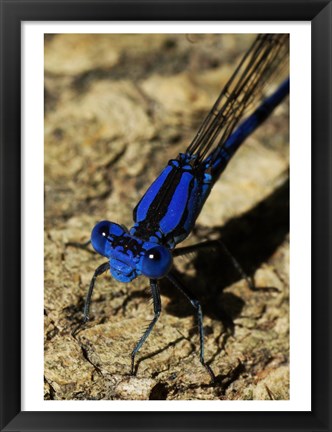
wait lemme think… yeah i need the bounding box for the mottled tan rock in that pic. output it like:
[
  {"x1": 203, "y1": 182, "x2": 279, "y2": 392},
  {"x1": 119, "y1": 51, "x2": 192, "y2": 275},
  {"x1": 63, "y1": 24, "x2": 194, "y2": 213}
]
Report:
[{"x1": 44, "y1": 34, "x2": 289, "y2": 400}]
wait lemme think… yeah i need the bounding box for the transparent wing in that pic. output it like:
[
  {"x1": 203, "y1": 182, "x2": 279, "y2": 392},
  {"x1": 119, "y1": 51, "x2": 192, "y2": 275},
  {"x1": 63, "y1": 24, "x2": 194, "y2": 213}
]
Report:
[{"x1": 186, "y1": 34, "x2": 289, "y2": 162}]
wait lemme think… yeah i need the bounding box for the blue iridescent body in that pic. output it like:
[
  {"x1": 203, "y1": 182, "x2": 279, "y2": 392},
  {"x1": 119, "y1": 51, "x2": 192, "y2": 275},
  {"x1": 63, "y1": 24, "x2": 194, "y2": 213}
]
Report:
[
  {"x1": 74, "y1": 34, "x2": 290, "y2": 381},
  {"x1": 92, "y1": 77, "x2": 290, "y2": 283}
]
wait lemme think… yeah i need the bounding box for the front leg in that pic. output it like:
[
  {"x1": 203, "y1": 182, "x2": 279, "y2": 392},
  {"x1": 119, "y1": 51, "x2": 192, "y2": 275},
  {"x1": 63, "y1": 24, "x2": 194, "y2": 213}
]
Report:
[
  {"x1": 66, "y1": 239, "x2": 92, "y2": 249},
  {"x1": 65, "y1": 239, "x2": 97, "y2": 256},
  {"x1": 72, "y1": 261, "x2": 110, "y2": 337},
  {"x1": 130, "y1": 279, "x2": 161, "y2": 375},
  {"x1": 167, "y1": 271, "x2": 215, "y2": 383}
]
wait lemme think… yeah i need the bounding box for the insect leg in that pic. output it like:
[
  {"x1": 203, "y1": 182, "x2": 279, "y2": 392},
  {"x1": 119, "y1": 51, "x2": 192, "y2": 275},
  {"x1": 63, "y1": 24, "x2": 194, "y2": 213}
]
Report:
[
  {"x1": 65, "y1": 239, "x2": 95, "y2": 254},
  {"x1": 131, "y1": 279, "x2": 161, "y2": 375},
  {"x1": 67, "y1": 239, "x2": 91, "y2": 248},
  {"x1": 72, "y1": 261, "x2": 110, "y2": 337},
  {"x1": 173, "y1": 239, "x2": 254, "y2": 290},
  {"x1": 166, "y1": 271, "x2": 215, "y2": 383}
]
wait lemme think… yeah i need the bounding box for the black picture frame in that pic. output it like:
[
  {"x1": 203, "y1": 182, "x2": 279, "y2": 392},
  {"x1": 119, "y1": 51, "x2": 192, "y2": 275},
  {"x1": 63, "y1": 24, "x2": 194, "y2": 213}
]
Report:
[{"x1": 0, "y1": 1, "x2": 331, "y2": 431}]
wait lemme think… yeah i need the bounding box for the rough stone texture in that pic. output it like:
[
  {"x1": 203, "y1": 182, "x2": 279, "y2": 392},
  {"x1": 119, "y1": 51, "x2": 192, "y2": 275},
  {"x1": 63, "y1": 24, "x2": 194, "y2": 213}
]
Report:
[{"x1": 44, "y1": 34, "x2": 289, "y2": 401}]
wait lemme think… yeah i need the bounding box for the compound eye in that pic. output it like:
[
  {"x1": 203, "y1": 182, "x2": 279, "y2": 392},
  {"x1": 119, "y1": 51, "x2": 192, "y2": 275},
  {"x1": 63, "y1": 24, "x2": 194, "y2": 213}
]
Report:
[
  {"x1": 141, "y1": 245, "x2": 173, "y2": 279},
  {"x1": 91, "y1": 220, "x2": 112, "y2": 257}
]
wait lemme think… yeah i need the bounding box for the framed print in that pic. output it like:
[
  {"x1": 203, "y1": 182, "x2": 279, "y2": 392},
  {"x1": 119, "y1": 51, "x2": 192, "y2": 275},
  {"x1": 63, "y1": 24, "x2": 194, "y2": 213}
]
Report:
[{"x1": 1, "y1": 1, "x2": 331, "y2": 431}]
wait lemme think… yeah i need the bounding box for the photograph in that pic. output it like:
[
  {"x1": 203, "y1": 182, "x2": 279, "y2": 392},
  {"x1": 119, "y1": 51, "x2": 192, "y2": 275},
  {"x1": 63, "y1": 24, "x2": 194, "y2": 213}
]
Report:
[{"x1": 43, "y1": 33, "x2": 290, "y2": 401}]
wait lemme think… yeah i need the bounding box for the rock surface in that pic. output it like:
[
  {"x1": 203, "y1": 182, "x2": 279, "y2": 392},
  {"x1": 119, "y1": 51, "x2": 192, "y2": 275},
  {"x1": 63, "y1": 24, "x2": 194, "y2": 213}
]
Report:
[{"x1": 44, "y1": 34, "x2": 289, "y2": 400}]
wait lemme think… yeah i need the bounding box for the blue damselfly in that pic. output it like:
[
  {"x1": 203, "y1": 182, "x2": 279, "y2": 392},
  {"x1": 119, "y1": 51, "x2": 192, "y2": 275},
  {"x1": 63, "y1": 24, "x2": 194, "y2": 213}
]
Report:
[{"x1": 69, "y1": 34, "x2": 289, "y2": 383}]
